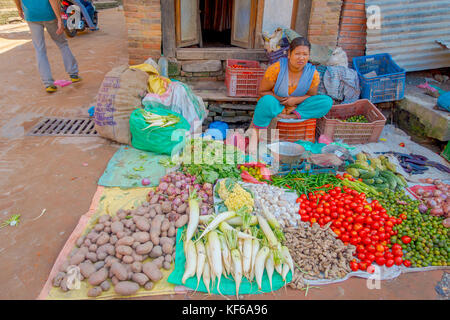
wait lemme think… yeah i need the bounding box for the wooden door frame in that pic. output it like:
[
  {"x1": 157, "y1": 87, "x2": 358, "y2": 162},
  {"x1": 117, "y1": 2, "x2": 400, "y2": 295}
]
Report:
[
  {"x1": 161, "y1": 0, "x2": 176, "y2": 57},
  {"x1": 230, "y1": 0, "x2": 258, "y2": 48},
  {"x1": 163, "y1": 0, "x2": 267, "y2": 54},
  {"x1": 174, "y1": 0, "x2": 200, "y2": 48}
]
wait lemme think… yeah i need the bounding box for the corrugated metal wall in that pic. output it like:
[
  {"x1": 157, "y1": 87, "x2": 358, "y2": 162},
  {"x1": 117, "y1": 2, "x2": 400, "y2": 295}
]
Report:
[{"x1": 365, "y1": 0, "x2": 450, "y2": 72}]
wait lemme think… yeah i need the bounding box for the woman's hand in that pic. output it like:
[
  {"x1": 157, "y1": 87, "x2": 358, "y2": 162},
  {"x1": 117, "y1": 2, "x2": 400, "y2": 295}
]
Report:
[{"x1": 280, "y1": 97, "x2": 298, "y2": 108}]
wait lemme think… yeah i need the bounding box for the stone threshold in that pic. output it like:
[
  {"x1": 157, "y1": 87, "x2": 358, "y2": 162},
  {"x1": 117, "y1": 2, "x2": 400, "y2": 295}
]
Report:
[
  {"x1": 177, "y1": 47, "x2": 268, "y2": 62},
  {"x1": 189, "y1": 80, "x2": 258, "y2": 103}
]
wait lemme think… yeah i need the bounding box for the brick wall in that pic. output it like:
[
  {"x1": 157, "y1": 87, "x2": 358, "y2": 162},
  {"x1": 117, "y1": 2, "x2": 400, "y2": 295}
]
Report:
[
  {"x1": 123, "y1": 0, "x2": 162, "y2": 65},
  {"x1": 307, "y1": 0, "x2": 343, "y2": 47},
  {"x1": 337, "y1": 0, "x2": 367, "y2": 63}
]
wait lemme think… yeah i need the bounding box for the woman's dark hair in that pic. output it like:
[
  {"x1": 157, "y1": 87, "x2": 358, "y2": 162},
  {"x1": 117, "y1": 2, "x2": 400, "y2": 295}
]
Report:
[{"x1": 289, "y1": 37, "x2": 311, "y2": 53}]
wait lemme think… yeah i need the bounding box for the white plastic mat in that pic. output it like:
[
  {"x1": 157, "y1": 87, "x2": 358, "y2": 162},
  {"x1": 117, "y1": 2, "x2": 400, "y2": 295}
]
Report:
[{"x1": 352, "y1": 125, "x2": 450, "y2": 183}]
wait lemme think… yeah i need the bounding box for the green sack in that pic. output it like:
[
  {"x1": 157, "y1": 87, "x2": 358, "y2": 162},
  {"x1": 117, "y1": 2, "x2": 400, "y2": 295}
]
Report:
[
  {"x1": 167, "y1": 226, "x2": 292, "y2": 296},
  {"x1": 129, "y1": 107, "x2": 190, "y2": 156}
]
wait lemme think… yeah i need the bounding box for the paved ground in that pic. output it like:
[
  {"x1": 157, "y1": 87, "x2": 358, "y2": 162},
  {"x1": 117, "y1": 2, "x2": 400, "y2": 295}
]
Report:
[{"x1": 0, "y1": 8, "x2": 446, "y2": 300}]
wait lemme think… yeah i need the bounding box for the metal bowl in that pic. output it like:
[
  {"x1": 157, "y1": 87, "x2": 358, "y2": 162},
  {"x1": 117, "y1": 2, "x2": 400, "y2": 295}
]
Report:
[{"x1": 268, "y1": 141, "x2": 306, "y2": 164}]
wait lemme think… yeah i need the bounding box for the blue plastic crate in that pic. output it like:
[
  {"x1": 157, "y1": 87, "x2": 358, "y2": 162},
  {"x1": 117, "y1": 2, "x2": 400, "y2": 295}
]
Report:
[{"x1": 353, "y1": 53, "x2": 406, "y2": 103}]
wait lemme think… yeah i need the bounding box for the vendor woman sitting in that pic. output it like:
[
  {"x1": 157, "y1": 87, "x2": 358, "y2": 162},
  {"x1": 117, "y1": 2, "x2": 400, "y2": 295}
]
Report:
[{"x1": 250, "y1": 36, "x2": 333, "y2": 142}]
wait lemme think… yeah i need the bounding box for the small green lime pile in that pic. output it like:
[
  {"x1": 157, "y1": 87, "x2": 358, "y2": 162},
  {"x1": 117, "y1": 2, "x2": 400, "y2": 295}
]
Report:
[
  {"x1": 343, "y1": 115, "x2": 368, "y2": 123},
  {"x1": 376, "y1": 190, "x2": 449, "y2": 268}
]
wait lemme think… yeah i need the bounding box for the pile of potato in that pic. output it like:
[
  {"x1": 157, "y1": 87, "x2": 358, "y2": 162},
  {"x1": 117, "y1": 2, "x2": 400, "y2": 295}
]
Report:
[{"x1": 52, "y1": 201, "x2": 188, "y2": 297}]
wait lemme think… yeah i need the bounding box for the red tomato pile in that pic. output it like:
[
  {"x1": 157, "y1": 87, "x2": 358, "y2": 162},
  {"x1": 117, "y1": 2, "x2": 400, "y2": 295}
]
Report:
[{"x1": 296, "y1": 186, "x2": 410, "y2": 271}]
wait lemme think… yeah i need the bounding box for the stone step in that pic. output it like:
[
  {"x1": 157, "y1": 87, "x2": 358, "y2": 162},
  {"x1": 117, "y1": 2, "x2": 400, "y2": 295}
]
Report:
[
  {"x1": 93, "y1": 0, "x2": 120, "y2": 10},
  {"x1": 395, "y1": 84, "x2": 450, "y2": 142}
]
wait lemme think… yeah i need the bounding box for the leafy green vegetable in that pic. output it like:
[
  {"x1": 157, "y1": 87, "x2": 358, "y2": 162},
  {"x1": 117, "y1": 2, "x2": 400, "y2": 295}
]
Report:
[{"x1": 181, "y1": 138, "x2": 242, "y2": 184}]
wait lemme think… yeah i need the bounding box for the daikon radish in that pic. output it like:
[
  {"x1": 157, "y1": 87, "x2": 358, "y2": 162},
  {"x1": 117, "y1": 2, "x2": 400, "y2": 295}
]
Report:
[
  {"x1": 202, "y1": 261, "x2": 211, "y2": 294},
  {"x1": 266, "y1": 251, "x2": 275, "y2": 291},
  {"x1": 281, "y1": 246, "x2": 294, "y2": 276},
  {"x1": 182, "y1": 240, "x2": 197, "y2": 284},
  {"x1": 242, "y1": 236, "x2": 253, "y2": 279},
  {"x1": 207, "y1": 231, "x2": 223, "y2": 296},
  {"x1": 231, "y1": 248, "x2": 242, "y2": 299},
  {"x1": 194, "y1": 240, "x2": 206, "y2": 291},
  {"x1": 196, "y1": 211, "x2": 236, "y2": 242},
  {"x1": 185, "y1": 191, "x2": 200, "y2": 246},
  {"x1": 255, "y1": 246, "x2": 270, "y2": 290},
  {"x1": 249, "y1": 238, "x2": 260, "y2": 281},
  {"x1": 219, "y1": 234, "x2": 231, "y2": 276}
]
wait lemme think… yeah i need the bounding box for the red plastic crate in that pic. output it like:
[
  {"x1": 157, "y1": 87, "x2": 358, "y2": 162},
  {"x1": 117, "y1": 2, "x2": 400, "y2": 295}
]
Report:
[
  {"x1": 276, "y1": 118, "x2": 317, "y2": 142},
  {"x1": 225, "y1": 59, "x2": 265, "y2": 97}
]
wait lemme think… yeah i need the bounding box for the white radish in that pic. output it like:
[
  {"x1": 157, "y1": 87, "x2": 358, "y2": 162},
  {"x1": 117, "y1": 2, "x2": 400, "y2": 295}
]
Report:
[
  {"x1": 185, "y1": 191, "x2": 200, "y2": 246},
  {"x1": 249, "y1": 239, "x2": 260, "y2": 281},
  {"x1": 242, "y1": 236, "x2": 253, "y2": 279},
  {"x1": 281, "y1": 263, "x2": 290, "y2": 282},
  {"x1": 207, "y1": 231, "x2": 224, "y2": 296},
  {"x1": 238, "y1": 238, "x2": 244, "y2": 256},
  {"x1": 231, "y1": 248, "x2": 242, "y2": 299},
  {"x1": 202, "y1": 261, "x2": 211, "y2": 294},
  {"x1": 205, "y1": 240, "x2": 216, "y2": 288},
  {"x1": 275, "y1": 262, "x2": 283, "y2": 276},
  {"x1": 281, "y1": 246, "x2": 294, "y2": 276},
  {"x1": 194, "y1": 241, "x2": 206, "y2": 291},
  {"x1": 265, "y1": 251, "x2": 275, "y2": 291},
  {"x1": 219, "y1": 234, "x2": 231, "y2": 276},
  {"x1": 182, "y1": 240, "x2": 197, "y2": 284},
  {"x1": 256, "y1": 214, "x2": 279, "y2": 248},
  {"x1": 226, "y1": 215, "x2": 258, "y2": 226},
  {"x1": 196, "y1": 211, "x2": 236, "y2": 242},
  {"x1": 255, "y1": 246, "x2": 270, "y2": 290},
  {"x1": 218, "y1": 222, "x2": 255, "y2": 240},
  {"x1": 199, "y1": 215, "x2": 258, "y2": 226}
]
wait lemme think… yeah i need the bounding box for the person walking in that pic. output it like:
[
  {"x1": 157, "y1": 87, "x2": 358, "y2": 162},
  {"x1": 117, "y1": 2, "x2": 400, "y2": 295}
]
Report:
[{"x1": 14, "y1": 0, "x2": 81, "y2": 93}]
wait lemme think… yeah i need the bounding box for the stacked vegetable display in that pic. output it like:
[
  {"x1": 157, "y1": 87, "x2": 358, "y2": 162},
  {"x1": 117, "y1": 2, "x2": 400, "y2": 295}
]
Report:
[
  {"x1": 181, "y1": 188, "x2": 294, "y2": 298},
  {"x1": 147, "y1": 171, "x2": 214, "y2": 217},
  {"x1": 345, "y1": 153, "x2": 408, "y2": 192},
  {"x1": 376, "y1": 190, "x2": 449, "y2": 267},
  {"x1": 181, "y1": 139, "x2": 243, "y2": 184},
  {"x1": 53, "y1": 202, "x2": 180, "y2": 297},
  {"x1": 296, "y1": 185, "x2": 406, "y2": 271},
  {"x1": 413, "y1": 179, "x2": 450, "y2": 219}
]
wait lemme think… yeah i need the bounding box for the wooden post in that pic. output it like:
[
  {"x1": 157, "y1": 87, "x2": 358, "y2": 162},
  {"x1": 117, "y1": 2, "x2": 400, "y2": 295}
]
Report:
[
  {"x1": 294, "y1": 0, "x2": 312, "y2": 38},
  {"x1": 161, "y1": 0, "x2": 176, "y2": 58}
]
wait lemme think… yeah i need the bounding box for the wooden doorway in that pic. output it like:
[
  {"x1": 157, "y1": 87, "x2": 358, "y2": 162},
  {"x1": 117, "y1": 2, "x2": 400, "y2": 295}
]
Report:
[{"x1": 174, "y1": 0, "x2": 258, "y2": 49}]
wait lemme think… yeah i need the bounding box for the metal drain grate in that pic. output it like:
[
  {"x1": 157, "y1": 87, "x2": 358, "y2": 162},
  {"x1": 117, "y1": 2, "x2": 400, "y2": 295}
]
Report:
[{"x1": 27, "y1": 117, "x2": 98, "y2": 137}]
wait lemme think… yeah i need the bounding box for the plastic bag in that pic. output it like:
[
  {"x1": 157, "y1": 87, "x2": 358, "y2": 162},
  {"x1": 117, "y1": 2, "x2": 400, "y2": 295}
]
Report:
[
  {"x1": 306, "y1": 153, "x2": 343, "y2": 167},
  {"x1": 129, "y1": 107, "x2": 190, "y2": 156},
  {"x1": 326, "y1": 47, "x2": 349, "y2": 67},
  {"x1": 142, "y1": 81, "x2": 207, "y2": 134},
  {"x1": 129, "y1": 63, "x2": 171, "y2": 95},
  {"x1": 437, "y1": 91, "x2": 450, "y2": 112}
]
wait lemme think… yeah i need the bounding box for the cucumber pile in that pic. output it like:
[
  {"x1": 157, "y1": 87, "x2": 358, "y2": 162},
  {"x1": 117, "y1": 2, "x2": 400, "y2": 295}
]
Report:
[{"x1": 345, "y1": 153, "x2": 408, "y2": 192}]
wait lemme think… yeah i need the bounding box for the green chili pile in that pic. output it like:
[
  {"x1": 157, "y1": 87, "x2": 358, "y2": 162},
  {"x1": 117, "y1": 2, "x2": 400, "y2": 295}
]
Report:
[{"x1": 271, "y1": 172, "x2": 343, "y2": 196}]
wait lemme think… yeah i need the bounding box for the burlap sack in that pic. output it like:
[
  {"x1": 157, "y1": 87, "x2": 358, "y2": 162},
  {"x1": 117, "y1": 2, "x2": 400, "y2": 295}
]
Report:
[{"x1": 94, "y1": 65, "x2": 149, "y2": 144}]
